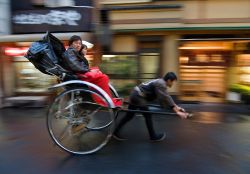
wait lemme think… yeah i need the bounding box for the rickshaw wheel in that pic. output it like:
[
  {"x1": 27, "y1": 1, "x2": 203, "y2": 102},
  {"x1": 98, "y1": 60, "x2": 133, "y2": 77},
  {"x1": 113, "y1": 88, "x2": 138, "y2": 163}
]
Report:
[{"x1": 47, "y1": 88, "x2": 115, "y2": 155}]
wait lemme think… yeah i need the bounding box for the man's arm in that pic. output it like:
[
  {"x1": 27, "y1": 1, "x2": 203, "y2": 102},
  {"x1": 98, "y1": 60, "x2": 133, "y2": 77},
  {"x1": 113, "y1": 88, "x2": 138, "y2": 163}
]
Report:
[
  {"x1": 154, "y1": 80, "x2": 187, "y2": 119},
  {"x1": 154, "y1": 80, "x2": 176, "y2": 108}
]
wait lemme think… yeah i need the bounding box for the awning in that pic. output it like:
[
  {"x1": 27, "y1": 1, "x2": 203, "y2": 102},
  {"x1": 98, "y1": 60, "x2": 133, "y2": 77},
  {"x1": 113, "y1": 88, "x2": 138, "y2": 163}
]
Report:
[{"x1": 178, "y1": 38, "x2": 250, "y2": 41}]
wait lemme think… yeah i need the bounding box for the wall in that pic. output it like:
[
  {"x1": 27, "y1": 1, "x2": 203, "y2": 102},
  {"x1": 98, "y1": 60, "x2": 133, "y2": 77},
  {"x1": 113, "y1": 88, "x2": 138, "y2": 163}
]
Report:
[
  {"x1": 0, "y1": 0, "x2": 10, "y2": 107},
  {"x1": 112, "y1": 35, "x2": 136, "y2": 52},
  {"x1": 102, "y1": 0, "x2": 250, "y2": 31},
  {"x1": 0, "y1": 0, "x2": 10, "y2": 35},
  {"x1": 162, "y1": 34, "x2": 180, "y2": 93}
]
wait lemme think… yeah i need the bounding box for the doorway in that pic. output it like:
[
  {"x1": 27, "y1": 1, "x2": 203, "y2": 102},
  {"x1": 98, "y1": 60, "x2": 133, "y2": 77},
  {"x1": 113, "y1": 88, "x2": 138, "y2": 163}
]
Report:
[{"x1": 138, "y1": 36, "x2": 162, "y2": 82}]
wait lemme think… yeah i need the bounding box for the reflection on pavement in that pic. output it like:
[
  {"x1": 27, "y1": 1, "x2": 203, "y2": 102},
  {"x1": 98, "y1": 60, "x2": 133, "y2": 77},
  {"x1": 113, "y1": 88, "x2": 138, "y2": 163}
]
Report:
[{"x1": 190, "y1": 112, "x2": 248, "y2": 124}]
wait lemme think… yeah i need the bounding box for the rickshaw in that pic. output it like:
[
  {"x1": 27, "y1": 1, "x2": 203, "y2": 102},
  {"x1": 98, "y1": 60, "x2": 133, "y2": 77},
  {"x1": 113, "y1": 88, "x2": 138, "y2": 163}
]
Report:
[{"x1": 26, "y1": 32, "x2": 192, "y2": 155}]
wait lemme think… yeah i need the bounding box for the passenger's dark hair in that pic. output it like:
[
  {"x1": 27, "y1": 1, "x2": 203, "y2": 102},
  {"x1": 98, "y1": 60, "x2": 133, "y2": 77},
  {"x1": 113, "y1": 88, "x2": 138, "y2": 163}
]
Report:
[
  {"x1": 80, "y1": 44, "x2": 88, "y2": 50},
  {"x1": 163, "y1": 72, "x2": 177, "y2": 81},
  {"x1": 79, "y1": 44, "x2": 88, "y2": 55},
  {"x1": 68, "y1": 35, "x2": 82, "y2": 46}
]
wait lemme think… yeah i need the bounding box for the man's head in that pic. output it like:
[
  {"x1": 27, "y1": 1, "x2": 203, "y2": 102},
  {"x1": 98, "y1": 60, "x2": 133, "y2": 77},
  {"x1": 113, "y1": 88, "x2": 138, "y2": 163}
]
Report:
[
  {"x1": 163, "y1": 72, "x2": 177, "y2": 87},
  {"x1": 68, "y1": 35, "x2": 82, "y2": 51}
]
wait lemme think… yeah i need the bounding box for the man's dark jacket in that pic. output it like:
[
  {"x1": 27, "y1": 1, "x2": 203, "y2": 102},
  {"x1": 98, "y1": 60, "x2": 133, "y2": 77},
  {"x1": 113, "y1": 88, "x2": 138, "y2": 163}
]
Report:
[{"x1": 62, "y1": 46, "x2": 89, "y2": 73}]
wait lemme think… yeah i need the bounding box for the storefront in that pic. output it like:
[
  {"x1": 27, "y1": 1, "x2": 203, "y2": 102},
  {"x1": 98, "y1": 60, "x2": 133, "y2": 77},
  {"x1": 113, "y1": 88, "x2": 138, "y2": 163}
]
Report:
[
  {"x1": 178, "y1": 39, "x2": 250, "y2": 103},
  {"x1": 99, "y1": 0, "x2": 250, "y2": 103},
  {"x1": 98, "y1": 31, "x2": 250, "y2": 102}
]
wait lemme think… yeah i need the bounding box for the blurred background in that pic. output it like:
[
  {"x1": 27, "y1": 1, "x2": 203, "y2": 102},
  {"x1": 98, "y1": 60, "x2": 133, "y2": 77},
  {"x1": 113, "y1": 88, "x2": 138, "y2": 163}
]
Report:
[{"x1": 0, "y1": 0, "x2": 250, "y2": 107}]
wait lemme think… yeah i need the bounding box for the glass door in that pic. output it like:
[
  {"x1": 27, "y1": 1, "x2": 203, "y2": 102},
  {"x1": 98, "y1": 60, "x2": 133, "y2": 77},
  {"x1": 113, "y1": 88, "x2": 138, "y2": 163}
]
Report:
[
  {"x1": 139, "y1": 52, "x2": 160, "y2": 81},
  {"x1": 138, "y1": 36, "x2": 162, "y2": 82}
]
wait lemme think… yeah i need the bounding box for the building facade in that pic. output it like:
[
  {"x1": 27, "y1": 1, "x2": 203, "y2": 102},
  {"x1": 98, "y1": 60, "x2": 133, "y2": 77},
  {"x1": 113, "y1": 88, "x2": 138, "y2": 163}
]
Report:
[
  {"x1": 99, "y1": 0, "x2": 250, "y2": 103},
  {"x1": 0, "y1": 0, "x2": 250, "y2": 106}
]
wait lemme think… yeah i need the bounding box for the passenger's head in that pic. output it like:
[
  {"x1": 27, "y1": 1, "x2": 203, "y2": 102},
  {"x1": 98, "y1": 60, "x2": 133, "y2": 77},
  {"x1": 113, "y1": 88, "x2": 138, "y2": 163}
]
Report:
[
  {"x1": 80, "y1": 44, "x2": 88, "y2": 56},
  {"x1": 163, "y1": 72, "x2": 177, "y2": 87},
  {"x1": 68, "y1": 35, "x2": 82, "y2": 51}
]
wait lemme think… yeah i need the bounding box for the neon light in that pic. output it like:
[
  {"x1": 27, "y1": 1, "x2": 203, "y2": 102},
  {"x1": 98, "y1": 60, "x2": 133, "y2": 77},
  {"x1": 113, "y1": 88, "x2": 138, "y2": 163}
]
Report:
[{"x1": 4, "y1": 47, "x2": 29, "y2": 56}]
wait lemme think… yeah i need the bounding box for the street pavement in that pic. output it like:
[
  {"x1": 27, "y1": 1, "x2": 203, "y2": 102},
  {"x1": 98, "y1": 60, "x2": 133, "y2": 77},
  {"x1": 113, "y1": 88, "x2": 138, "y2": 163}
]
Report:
[{"x1": 0, "y1": 104, "x2": 249, "y2": 174}]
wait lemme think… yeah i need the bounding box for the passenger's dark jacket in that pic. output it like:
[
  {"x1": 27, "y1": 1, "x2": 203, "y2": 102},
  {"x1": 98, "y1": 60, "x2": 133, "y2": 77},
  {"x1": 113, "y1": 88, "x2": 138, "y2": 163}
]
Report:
[{"x1": 62, "y1": 46, "x2": 89, "y2": 73}]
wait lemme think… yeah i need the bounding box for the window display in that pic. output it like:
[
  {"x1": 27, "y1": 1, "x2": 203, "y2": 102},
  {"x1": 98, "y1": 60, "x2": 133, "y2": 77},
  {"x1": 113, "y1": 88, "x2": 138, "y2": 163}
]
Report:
[
  {"x1": 14, "y1": 57, "x2": 56, "y2": 92},
  {"x1": 179, "y1": 41, "x2": 229, "y2": 102},
  {"x1": 237, "y1": 54, "x2": 250, "y2": 85}
]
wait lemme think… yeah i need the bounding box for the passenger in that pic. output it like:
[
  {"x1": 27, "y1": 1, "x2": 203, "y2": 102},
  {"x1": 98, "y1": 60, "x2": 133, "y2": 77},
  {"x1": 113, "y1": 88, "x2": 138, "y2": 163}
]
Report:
[
  {"x1": 62, "y1": 35, "x2": 122, "y2": 107},
  {"x1": 113, "y1": 72, "x2": 190, "y2": 141}
]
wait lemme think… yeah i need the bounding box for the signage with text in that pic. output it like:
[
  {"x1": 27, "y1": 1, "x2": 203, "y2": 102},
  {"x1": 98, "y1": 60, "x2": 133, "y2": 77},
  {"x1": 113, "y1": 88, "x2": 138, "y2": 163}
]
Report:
[{"x1": 12, "y1": 7, "x2": 93, "y2": 34}]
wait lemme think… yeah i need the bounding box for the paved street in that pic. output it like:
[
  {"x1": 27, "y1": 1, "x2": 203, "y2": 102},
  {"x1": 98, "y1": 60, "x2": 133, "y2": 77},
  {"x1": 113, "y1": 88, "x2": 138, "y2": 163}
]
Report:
[{"x1": 0, "y1": 105, "x2": 249, "y2": 174}]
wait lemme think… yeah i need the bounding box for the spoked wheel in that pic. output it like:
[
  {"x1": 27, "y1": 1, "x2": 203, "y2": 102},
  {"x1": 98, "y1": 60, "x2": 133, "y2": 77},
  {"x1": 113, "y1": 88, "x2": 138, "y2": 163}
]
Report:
[{"x1": 47, "y1": 88, "x2": 115, "y2": 155}]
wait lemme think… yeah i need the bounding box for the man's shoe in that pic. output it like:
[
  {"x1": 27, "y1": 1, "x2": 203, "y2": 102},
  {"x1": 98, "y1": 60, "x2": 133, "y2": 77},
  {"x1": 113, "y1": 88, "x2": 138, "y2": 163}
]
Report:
[
  {"x1": 113, "y1": 133, "x2": 127, "y2": 141},
  {"x1": 150, "y1": 132, "x2": 166, "y2": 142}
]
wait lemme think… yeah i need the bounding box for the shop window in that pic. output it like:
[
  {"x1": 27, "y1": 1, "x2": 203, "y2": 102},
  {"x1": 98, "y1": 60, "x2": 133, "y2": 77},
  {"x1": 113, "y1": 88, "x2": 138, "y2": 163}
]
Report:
[
  {"x1": 100, "y1": 54, "x2": 138, "y2": 97},
  {"x1": 237, "y1": 54, "x2": 250, "y2": 85},
  {"x1": 13, "y1": 57, "x2": 56, "y2": 93},
  {"x1": 179, "y1": 41, "x2": 229, "y2": 103},
  {"x1": 100, "y1": 54, "x2": 138, "y2": 79},
  {"x1": 100, "y1": 52, "x2": 160, "y2": 97}
]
